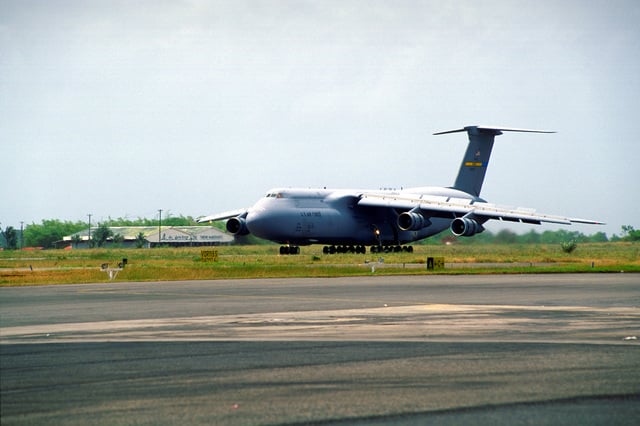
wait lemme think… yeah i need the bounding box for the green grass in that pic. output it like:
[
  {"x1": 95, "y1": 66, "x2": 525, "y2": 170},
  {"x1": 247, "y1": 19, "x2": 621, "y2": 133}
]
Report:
[{"x1": 1, "y1": 243, "x2": 638, "y2": 286}]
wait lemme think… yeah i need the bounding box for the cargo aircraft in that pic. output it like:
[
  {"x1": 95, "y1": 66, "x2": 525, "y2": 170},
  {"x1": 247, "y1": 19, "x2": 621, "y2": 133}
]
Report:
[{"x1": 198, "y1": 126, "x2": 603, "y2": 254}]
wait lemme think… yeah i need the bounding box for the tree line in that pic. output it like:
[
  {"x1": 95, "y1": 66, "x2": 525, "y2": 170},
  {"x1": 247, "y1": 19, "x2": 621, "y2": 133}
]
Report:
[
  {"x1": 1, "y1": 216, "x2": 200, "y2": 249},
  {"x1": 429, "y1": 228, "x2": 611, "y2": 245},
  {"x1": 1, "y1": 218, "x2": 639, "y2": 249}
]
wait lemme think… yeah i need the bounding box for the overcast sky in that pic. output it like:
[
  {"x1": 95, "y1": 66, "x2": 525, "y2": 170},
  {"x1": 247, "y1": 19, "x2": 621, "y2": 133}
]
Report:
[{"x1": 1, "y1": 0, "x2": 638, "y2": 238}]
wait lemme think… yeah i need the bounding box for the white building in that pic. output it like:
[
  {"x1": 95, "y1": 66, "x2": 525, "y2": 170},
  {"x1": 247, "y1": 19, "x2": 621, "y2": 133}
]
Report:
[{"x1": 61, "y1": 226, "x2": 233, "y2": 248}]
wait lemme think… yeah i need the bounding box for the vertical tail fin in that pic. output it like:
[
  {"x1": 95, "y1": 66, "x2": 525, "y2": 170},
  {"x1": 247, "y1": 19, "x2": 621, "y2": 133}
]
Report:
[{"x1": 434, "y1": 126, "x2": 555, "y2": 197}]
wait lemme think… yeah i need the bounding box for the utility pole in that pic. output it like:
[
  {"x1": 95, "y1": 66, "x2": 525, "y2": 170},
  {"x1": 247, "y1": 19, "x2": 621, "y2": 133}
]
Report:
[
  {"x1": 20, "y1": 221, "x2": 23, "y2": 249},
  {"x1": 87, "y1": 214, "x2": 92, "y2": 247},
  {"x1": 158, "y1": 209, "x2": 162, "y2": 247}
]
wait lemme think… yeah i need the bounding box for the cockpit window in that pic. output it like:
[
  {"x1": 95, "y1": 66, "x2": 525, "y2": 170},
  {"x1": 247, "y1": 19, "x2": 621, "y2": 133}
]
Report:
[{"x1": 265, "y1": 192, "x2": 285, "y2": 198}]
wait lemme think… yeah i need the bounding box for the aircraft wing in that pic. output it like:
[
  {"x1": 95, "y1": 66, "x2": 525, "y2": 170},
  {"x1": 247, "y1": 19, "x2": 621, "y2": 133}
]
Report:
[
  {"x1": 358, "y1": 193, "x2": 604, "y2": 226},
  {"x1": 196, "y1": 208, "x2": 248, "y2": 223}
]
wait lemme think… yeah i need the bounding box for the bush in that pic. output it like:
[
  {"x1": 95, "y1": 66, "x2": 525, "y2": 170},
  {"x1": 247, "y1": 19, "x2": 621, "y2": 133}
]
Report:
[{"x1": 561, "y1": 240, "x2": 578, "y2": 254}]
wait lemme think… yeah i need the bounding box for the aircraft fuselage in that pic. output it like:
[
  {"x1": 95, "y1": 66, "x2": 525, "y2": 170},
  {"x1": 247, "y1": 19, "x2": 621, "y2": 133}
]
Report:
[{"x1": 243, "y1": 187, "x2": 473, "y2": 246}]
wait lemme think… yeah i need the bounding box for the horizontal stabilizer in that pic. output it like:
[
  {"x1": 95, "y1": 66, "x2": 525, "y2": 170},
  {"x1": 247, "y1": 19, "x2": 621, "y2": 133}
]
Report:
[{"x1": 434, "y1": 126, "x2": 556, "y2": 136}]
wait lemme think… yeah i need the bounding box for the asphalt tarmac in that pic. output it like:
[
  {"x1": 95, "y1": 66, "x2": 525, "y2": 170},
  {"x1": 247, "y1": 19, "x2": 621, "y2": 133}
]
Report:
[{"x1": 1, "y1": 274, "x2": 639, "y2": 425}]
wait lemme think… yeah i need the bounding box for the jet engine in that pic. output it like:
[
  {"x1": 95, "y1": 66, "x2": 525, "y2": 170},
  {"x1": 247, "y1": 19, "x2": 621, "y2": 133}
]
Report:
[
  {"x1": 450, "y1": 217, "x2": 485, "y2": 237},
  {"x1": 226, "y1": 217, "x2": 250, "y2": 236},
  {"x1": 398, "y1": 212, "x2": 430, "y2": 231}
]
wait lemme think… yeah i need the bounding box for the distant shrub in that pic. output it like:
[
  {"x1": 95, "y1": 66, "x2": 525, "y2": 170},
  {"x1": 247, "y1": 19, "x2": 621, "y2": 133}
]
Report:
[{"x1": 561, "y1": 240, "x2": 578, "y2": 254}]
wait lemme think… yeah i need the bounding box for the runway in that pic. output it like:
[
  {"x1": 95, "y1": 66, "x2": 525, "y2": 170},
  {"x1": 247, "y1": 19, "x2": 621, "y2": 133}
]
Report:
[{"x1": 1, "y1": 274, "x2": 639, "y2": 425}]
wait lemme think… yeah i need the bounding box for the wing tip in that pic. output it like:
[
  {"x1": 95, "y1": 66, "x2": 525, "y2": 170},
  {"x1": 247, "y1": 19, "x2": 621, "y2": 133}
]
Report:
[{"x1": 570, "y1": 218, "x2": 606, "y2": 225}]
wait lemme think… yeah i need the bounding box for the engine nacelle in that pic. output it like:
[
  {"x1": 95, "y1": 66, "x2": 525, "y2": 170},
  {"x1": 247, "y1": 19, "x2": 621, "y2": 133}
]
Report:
[
  {"x1": 398, "y1": 212, "x2": 430, "y2": 231},
  {"x1": 226, "y1": 217, "x2": 250, "y2": 236},
  {"x1": 450, "y1": 217, "x2": 485, "y2": 237}
]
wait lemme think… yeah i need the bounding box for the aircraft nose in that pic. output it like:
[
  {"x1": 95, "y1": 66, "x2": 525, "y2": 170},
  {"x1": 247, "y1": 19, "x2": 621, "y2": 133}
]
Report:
[
  {"x1": 245, "y1": 209, "x2": 270, "y2": 239},
  {"x1": 246, "y1": 207, "x2": 291, "y2": 242}
]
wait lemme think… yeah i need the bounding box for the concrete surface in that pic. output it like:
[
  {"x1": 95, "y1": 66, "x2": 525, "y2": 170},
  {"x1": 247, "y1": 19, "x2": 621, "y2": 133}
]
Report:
[{"x1": 1, "y1": 274, "x2": 639, "y2": 425}]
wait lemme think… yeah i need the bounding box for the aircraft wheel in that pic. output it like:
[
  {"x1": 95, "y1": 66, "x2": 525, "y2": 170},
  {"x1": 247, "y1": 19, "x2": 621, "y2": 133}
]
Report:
[{"x1": 280, "y1": 246, "x2": 300, "y2": 255}]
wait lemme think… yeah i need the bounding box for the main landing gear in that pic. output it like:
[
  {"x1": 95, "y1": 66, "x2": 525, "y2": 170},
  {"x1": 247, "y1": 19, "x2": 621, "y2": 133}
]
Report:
[
  {"x1": 279, "y1": 244, "x2": 414, "y2": 255},
  {"x1": 279, "y1": 245, "x2": 300, "y2": 255},
  {"x1": 321, "y1": 245, "x2": 414, "y2": 254},
  {"x1": 322, "y1": 245, "x2": 367, "y2": 254},
  {"x1": 370, "y1": 245, "x2": 414, "y2": 253}
]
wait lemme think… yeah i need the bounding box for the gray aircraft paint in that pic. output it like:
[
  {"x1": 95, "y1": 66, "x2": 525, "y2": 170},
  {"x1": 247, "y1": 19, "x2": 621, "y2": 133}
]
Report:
[{"x1": 199, "y1": 126, "x2": 602, "y2": 251}]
